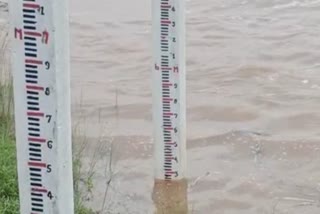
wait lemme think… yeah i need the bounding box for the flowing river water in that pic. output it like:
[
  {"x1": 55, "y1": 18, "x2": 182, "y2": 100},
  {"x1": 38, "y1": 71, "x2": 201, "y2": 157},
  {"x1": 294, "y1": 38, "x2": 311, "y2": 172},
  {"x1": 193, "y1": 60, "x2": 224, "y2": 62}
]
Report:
[{"x1": 2, "y1": 0, "x2": 320, "y2": 213}]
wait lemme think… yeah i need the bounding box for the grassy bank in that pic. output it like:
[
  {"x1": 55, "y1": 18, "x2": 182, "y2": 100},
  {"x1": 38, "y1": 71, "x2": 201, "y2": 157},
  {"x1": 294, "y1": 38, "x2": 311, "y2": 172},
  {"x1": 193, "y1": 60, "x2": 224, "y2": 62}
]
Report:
[
  {"x1": 0, "y1": 132, "x2": 19, "y2": 214},
  {"x1": 0, "y1": 82, "x2": 19, "y2": 214},
  {"x1": 0, "y1": 27, "x2": 18, "y2": 214}
]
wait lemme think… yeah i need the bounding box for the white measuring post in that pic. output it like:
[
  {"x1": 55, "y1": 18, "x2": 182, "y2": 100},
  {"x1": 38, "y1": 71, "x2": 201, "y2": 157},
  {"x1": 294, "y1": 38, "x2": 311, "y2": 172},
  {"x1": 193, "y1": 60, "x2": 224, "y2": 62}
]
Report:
[
  {"x1": 152, "y1": 1, "x2": 187, "y2": 212},
  {"x1": 9, "y1": 0, "x2": 74, "y2": 213},
  {"x1": 152, "y1": 0, "x2": 186, "y2": 182}
]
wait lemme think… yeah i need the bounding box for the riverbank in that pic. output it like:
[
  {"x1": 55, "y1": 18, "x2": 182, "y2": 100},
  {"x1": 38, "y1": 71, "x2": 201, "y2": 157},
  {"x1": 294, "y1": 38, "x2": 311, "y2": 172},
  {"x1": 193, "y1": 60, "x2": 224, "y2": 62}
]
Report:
[{"x1": 0, "y1": 80, "x2": 18, "y2": 214}]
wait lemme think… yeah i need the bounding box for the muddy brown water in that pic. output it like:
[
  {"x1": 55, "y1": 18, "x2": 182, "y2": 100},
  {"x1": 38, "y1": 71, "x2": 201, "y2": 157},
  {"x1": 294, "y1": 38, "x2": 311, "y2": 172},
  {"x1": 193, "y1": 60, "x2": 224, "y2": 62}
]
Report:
[{"x1": 2, "y1": 0, "x2": 320, "y2": 213}]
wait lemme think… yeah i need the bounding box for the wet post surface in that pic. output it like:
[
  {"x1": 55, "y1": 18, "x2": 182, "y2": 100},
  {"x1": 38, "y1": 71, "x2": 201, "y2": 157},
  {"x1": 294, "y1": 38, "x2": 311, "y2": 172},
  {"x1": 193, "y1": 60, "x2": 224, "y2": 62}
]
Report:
[
  {"x1": 152, "y1": 0, "x2": 188, "y2": 213},
  {"x1": 9, "y1": 0, "x2": 74, "y2": 213},
  {"x1": 153, "y1": 179, "x2": 188, "y2": 214}
]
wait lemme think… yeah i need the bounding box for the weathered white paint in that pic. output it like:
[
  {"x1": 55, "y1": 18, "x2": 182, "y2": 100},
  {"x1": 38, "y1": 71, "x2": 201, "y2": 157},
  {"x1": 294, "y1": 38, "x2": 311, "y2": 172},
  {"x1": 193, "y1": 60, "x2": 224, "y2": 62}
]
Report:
[
  {"x1": 9, "y1": 0, "x2": 74, "y2": 213},
  {"x1": 152, "y1": 0, "x2": 186, "y2": 180}
]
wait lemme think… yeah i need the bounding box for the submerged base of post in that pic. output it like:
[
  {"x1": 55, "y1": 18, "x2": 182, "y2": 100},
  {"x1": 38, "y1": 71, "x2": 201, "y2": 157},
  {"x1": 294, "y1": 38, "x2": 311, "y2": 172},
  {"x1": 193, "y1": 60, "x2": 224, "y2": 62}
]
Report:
[{"x1": 152, "y1": 179, "x2": 188, "y2": 214}]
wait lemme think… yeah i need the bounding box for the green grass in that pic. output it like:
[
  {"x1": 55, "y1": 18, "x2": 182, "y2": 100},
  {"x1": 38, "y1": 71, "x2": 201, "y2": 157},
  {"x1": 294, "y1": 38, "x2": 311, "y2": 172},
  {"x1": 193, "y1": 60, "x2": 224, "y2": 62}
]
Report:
[
  {"x1": 0, "y1": 75, "x2": 18, "y2": 214},
  {"x1": 0, "y1": 112, "x2": 19, "y2": 214},
  {"x1": 0, "y1": 26, "x2": 19, "y2": 214},
  {"x1": 73, "y1": 153, "x2": 95, "y2": 214}
]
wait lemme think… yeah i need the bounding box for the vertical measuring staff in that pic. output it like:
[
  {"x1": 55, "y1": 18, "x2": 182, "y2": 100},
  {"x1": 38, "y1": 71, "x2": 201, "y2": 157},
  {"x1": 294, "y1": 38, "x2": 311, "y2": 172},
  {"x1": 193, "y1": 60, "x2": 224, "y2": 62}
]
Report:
[
  {"x1": 152, "y1": 0, "x2": 187, "y2": 212},
  {"x1": 152, "y1": 0, "x2": 186, "y2": 181},
  {"x1": 9, "y1": 0, "x2": 74, "y2": 213}
]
